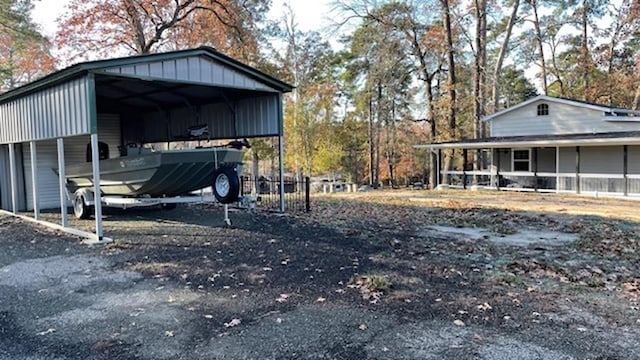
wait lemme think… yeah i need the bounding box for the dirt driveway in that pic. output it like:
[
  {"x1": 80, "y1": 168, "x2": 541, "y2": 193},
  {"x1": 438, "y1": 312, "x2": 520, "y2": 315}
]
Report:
[{"x1": 1, "y1": 190, "x2": 639, "y2": 359}]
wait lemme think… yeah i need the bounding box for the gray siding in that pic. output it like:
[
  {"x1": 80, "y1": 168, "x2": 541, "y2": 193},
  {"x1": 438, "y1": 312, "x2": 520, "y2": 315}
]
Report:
[
  {"x1": 23, "y1": 114, "x2": 121, "y2": 210},
  {"x1": 490, "y1": 100, "x2": 640, "y2": 137},
  {"x1": 580, "y1": 146, "x2": 623, "y2": 174},
  {"x1": 0, "y1": 144, "x2": 26, "y2": 211},
  {"x1": 140, "y1": 94, "x2": 280, "y2": 141},
  {"x1": 629, "y1": 146, "x2": 640, "y2": 174},
  {"x1": 100, "y1": 55, "x2": 276, "y2": 92},
  {"x1": 0, "y1": 77, "x2": 91, "y2": 144},
  {"x1": 536, "y1": 148, "x2": 556, "y2": 172},
  {"x1": 558, "y1": 147, "x2": 577, "y2": 173},
  {"x1": 496, "y1": 149, "x2": 510, "y2": 172}
]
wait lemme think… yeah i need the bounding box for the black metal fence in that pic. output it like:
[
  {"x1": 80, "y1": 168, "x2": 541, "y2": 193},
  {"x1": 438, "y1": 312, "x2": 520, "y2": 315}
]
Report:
[{"x1": 239, "y1": 176, "x2": 310, "y2": 213}]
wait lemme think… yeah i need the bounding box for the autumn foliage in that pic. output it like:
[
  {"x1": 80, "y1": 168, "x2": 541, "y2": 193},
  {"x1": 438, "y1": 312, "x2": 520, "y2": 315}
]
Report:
[{"x1": 55, "y1": 0, "x2": 267, "y2": 63}]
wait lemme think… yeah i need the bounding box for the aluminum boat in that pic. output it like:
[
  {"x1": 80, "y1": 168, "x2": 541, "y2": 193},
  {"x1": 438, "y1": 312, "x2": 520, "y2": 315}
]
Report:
[{"x1": 64, "y1": 146, "x2": 244, "y2": 197}]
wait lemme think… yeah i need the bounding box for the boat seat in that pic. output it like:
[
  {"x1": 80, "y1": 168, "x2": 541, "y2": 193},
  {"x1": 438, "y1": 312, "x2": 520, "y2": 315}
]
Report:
[
  {"x1": 86, "y1": 142, "x2": 109, "y2": 162},
  {"x1": 120, "y1": 145, "x2": 153, "y2": 157}
]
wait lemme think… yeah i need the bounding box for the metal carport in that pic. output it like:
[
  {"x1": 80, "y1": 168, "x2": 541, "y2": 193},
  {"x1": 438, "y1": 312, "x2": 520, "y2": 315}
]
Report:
[{"x1": 0, "y1": 47, "x2": 293, "y2": 243}]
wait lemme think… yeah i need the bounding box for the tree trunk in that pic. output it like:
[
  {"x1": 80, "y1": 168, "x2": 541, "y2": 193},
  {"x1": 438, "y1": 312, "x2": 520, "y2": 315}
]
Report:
[
  {"x1": 252, "y1": 151, "x2": 259, "y2": 194},
  {"x1": 530, "y1": 0, "x2": 548, "y2": 94},
  {"x1": 473, "y1": 0, "x2": 487, "y2": 184},
  {"x1": 581, "y1": 0, "x2": 590, "y2": 101},
  {"x1": 492, "y1": 0, "x2": 520, "y2": 113},
  {"x1": 440, "y1": 0, "x2": 457, "y2": 182},
  {"x1": 368, "y1": 94, "x2": 375, "y2": 186}
]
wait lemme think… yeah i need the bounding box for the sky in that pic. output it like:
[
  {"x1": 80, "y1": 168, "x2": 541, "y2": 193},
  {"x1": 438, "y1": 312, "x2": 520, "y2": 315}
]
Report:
[{"x1": 31, "y1": 0, "x2": 334, "y2": 38}]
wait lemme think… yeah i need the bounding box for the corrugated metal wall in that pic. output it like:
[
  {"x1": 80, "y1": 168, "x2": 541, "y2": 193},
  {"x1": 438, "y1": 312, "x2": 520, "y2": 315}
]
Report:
[
  {"x1": 0, "y1": 144, "x2": 26, "y2": 211},
  {"x1": 22, "y1": 114, "x2": 121, "y2": 210},
  {"x1": 140, "y1": 94, "x2": 280, "y2": 141},
  {"x1": 100, "y1": 55, "x2": 276, "y2": 92},
  {"x1": 0, "y1": 76, "x2": 91, "y2": 144}
]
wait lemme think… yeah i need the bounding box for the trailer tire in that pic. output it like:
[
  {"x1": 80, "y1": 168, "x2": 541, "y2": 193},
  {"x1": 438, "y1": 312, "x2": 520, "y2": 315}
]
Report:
[
  {"x1": 73, "y1": 192, "x2": 93, "y2": 220},
  {"x1": 213, "y1": 167, "x2": 240, "y2": 204}
]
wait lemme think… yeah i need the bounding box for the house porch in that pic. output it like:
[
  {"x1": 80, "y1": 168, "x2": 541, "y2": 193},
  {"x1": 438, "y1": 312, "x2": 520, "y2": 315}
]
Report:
[{"x1": 417, "y1": 132, "x2": 640, "y2": 199}]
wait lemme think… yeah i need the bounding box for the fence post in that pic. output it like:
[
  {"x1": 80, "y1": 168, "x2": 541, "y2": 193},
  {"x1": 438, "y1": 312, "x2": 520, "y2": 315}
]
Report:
[{"x1": 305, "y1": 177, "x2": 311, "y2": 212}]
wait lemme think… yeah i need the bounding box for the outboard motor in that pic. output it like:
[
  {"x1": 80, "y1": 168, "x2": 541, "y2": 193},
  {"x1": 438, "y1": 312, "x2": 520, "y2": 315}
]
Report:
[{"x1": 227, "y1": 138, "x2": 251, "y2": 149}]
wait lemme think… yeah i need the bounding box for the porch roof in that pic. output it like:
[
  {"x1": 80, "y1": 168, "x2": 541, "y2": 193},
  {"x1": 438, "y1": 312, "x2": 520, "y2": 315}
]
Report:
[{"x1": 414, "y1": 131, "x2": 640, "y2": 150}]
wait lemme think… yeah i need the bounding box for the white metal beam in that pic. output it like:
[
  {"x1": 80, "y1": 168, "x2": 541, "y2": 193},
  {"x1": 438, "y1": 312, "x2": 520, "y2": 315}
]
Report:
[
  {"x1": 278, "y1": 134, "x2": 285, "y2": 212},
  {"x1": 57, "y1": 138, "x2": 68, "y2": 227},
  {"x1": 90, "y1": 134, "x2": 105, "y2": 241},
  {"x1": 8, "y1": 144, "x2": 17, "y2": 213},
  {"x1": 30, "y1": 141, "x2": 40, "y2": 220}
]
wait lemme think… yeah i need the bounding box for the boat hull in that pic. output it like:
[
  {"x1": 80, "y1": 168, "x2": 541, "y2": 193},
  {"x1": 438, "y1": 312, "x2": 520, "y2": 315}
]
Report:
[{"x1": 64, "y1": 148, "x2": 244, "y2": 197}]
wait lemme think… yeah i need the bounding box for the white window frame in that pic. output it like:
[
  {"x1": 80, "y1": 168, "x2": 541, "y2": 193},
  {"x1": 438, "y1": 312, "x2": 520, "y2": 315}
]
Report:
[
  {"x1": 512, "y1": 148, "x2": 531, "y2": 172},
  {"x1": 537, "y1": 103, "x2": 549, "y2": 116}
]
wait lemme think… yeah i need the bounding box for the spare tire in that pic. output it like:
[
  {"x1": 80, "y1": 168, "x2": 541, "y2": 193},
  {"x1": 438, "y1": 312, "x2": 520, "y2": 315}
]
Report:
[{"x1": 212, "y1": 167, "x2": 240, "y2": 204}]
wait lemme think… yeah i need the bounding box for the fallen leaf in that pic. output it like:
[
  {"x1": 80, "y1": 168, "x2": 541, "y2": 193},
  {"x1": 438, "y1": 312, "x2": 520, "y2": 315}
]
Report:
[
  {"x1": 453, "y1": 319, "x2": 465, "y2": 327},
  {"x1": 36, "y1": 328, "x2": 55, "y2": 336},
  {"x1": 224, "y1": 318, "x2": 241, "y2": 328}
]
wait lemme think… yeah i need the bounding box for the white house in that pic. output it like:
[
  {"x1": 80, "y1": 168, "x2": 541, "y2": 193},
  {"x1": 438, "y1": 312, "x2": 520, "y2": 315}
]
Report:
[{"x1": 415, "y1": 95, "x2": 640, "y2": 197}]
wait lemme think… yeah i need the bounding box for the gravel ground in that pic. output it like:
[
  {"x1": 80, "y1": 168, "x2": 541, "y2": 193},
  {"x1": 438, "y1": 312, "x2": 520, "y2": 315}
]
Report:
[{"x1": 1, "y1": 190, "x2": 639, "y2": 359}]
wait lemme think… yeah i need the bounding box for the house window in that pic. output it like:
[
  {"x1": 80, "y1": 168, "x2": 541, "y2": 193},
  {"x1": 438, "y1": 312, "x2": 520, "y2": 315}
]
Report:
[
  {"x1": 537, "y1": 103, "x2": 549, "y2": 116},
  {"x1": 512, "y1": 149, "x2": 530, "y2": 172}
]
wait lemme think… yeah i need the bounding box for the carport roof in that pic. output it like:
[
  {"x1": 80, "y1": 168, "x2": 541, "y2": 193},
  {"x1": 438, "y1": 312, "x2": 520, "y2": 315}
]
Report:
[{"x1": 0, "y1": 46, "x2": 294, "y2": 104}]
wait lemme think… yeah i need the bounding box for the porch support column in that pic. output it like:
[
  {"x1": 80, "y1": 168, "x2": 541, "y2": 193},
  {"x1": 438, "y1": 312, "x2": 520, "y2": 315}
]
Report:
[
  {"x1": 496, "y1": 149, "x2": 501, "y2": 190},
  {"x1": 532, "y1": 147, "x2": 538, "y2": 192},
  {"x1": 555, "y1": 146, "x2": 560, "y2": 193},
  {"x1": 462, "y1": 149, "x2": 468, "y2": 189},
  {"x1": 623, "y1": 145, "x2": 628, "y2": 196},
  {"x1": 30, "y1": 141, "x2": 40, "y2": 220},
  {"x1": 8, "y1": 143, "x2": 17, "y2": 214},
  {"x1": 437, "y1": 149, "x2": 443, "y2": 187},
  {"x1": 575, "y1": 146, "x2": 581, "y2": 194},
  {"x1": 489, "y1": 148, "x2": 495, "y2": 189},
  {"x1": 90, "y1": 134, "x2": 104, "y2": 240}
]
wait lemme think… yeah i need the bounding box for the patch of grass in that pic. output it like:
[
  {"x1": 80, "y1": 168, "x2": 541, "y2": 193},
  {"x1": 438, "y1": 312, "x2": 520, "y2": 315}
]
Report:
[
  {"x1": 488, "y1": 271, "x2": 528, "y2": 288},
  {"x1": 349, "y1": 274, "x2": 392, "y2": 303}
]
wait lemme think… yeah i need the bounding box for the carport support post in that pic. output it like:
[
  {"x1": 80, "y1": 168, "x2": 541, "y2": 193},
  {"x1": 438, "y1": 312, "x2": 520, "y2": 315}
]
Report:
[
  {"x1": 57, "y1": 138, "x2": 68, "y2": 227},
  {"x1": 278, "y1": 135, "x2": 285, "y2": 213},
  {"x1": 90, "y1": 134, "x2": 104, "y2": 240},
  {"x1": 30, "y1": 141, "x2": 40, "y2": 220},
  {"x1": 8, "y1": 143, "x2": 17, "y2": 214}
]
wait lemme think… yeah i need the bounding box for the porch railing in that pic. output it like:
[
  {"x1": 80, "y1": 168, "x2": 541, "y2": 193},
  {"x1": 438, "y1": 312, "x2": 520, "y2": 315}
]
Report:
[{"x1": 441, "y1": 170, "x2": 640, "y2": 198}]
